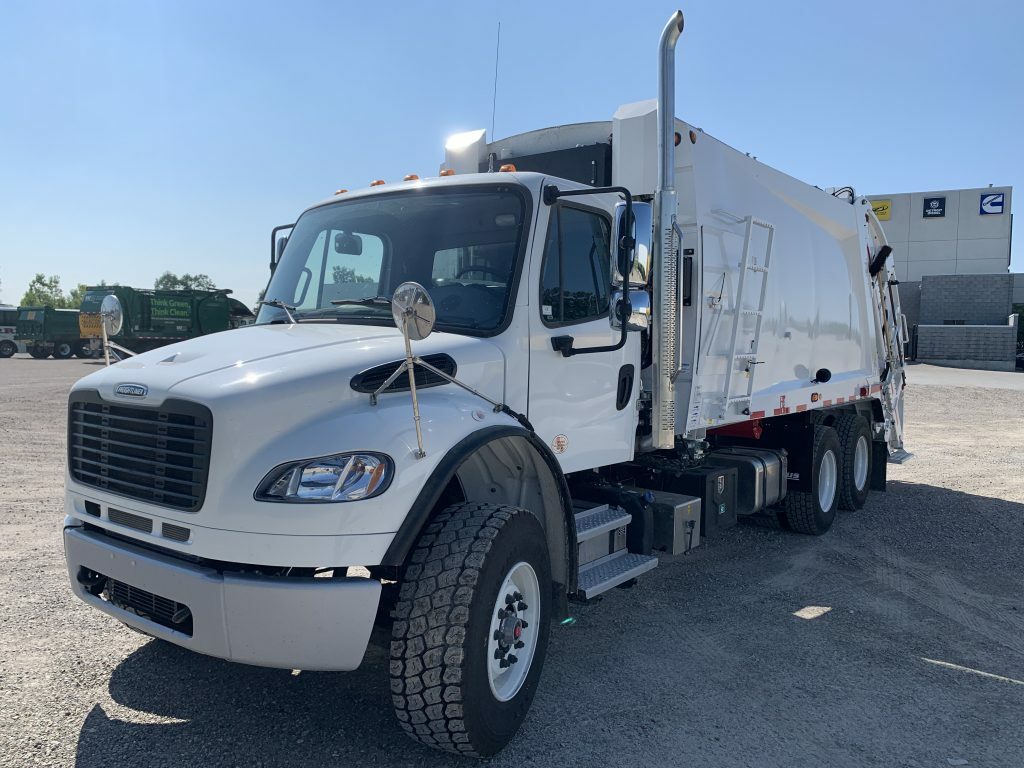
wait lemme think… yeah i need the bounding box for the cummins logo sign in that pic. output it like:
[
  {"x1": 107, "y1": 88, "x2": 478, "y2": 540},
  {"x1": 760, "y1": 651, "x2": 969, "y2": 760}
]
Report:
[
  {"x1": 114, "y1": 383, "x2": 148, "y2": 398},
  {"x1": 980, "y1": 193, "x2": 1005, "y2": 215}
]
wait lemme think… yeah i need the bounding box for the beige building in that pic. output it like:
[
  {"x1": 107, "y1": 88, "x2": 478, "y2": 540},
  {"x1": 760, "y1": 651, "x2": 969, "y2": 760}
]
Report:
[{"x1": 866, "y1": 186, "x2": 1012, "y2": 281}]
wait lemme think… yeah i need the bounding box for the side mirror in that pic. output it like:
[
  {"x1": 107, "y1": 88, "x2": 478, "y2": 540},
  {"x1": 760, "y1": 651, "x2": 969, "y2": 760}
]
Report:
[
  {"x1": 276, "y1": 236, "x2": 288, "y2": 262},
  {"x1": 610, "y1": 289, "x2": 651, "y2": 332},
  {"x1": 391, "y1": 282, "x2": 435, "y2": 341},
  {"x1": 612, "y1": 201, "x2": 653, "y2": 287}
]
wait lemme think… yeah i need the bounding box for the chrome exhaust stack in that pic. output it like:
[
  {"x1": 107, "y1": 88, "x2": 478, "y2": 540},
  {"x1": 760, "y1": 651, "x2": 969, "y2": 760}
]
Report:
[{"x1": 651, "y1": 10, "x2": 684, "y2": 450}]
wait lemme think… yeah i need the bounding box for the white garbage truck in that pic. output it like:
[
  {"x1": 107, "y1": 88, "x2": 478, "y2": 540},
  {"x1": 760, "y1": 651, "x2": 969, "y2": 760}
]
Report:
[{"x1": 63, "y1": 10, "x2": 908, "y2": 757}]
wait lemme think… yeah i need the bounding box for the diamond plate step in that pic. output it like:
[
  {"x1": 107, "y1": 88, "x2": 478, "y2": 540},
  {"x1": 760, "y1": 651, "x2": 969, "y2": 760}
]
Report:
[
  {"x1": 578, "y1": 550, "x2": 658, "y2": 600},
  {"x1": 573, "y1": 503, "x2": 632, "y2": 543}
]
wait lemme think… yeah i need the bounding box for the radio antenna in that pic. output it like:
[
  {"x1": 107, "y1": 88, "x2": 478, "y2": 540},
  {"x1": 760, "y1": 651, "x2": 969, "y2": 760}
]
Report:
[{"x1": 491, "y1": 21, "x2": 501, "y2": 138}]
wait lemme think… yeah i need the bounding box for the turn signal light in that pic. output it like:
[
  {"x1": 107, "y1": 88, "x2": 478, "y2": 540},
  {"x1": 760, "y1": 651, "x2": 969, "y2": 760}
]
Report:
[
  {"x1": 334, "y1": 189, "x2": 348, "y2": 195},
  {"x1": 370, "y1": 179, "x2": 385, "y2": 187},
  {"x1": 498, "y1": 164, "x2": 516, "y2": 173},
  {"x1": 811, "y1": 393, "x2": 820, "y2": 402},
  {"x1": 403, "y1": 174, "x2": 420, "y2": 181},
  {"x1": 439, "y1": 169, "x2": 456, "y2": 177}
]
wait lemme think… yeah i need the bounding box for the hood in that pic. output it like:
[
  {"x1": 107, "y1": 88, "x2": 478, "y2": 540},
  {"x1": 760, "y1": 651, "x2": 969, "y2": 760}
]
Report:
[{"x1": 73, "y1": 323, "x2": 506, "y2": 409}]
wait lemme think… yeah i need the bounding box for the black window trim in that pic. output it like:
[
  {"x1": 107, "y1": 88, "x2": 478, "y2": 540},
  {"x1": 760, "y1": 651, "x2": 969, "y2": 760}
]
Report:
[{"x1": 538, "y1": 199, "x2": 614, "y2": 329}]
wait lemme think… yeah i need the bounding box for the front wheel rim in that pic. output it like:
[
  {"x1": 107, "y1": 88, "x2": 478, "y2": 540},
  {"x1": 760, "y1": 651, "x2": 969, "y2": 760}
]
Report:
[
  {"x1": 853, "y1": 436, "x2": 869, "y2": 491},
  {"x1": 819, "y1": 450, "x2": 838, "y2": 511},
  {"x1": 487, "y1": 561, "x2": 541, "y2": 702}
]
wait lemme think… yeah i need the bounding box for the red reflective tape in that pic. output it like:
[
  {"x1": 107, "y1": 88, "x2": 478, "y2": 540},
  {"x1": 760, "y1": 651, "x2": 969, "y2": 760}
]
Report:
[
  {"x1": 836, "y1": 397, "x2": 845, "y2": 404},
  {"x1": 796, "y1": 404, "x2": 808, "y2": 412},
  {"x1": 773, "y1": 407, "x2": 791, "y2": 416},
  {"x1": 823, "y1": 400, "x2": 832, "y2": 407},
  {"x1": 870, "y1": 384, "x2": 882, "y2": 393},
  {"x1": 750, "y1": 410, "x2": 766, "y2": 419}
]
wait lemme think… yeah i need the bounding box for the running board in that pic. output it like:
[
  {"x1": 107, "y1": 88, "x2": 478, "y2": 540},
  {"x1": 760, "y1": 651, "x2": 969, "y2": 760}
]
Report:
[
  {"x1": 887, "y1": 449, "x2": 914, "y2": 465},
  {"x1": 578, "y1": 551, "x2": 659, "y2": 600}
]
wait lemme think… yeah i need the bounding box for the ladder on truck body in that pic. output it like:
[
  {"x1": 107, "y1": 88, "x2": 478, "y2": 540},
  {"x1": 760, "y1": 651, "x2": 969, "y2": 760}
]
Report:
[
  {"x1": 866, "y1": 215, "x2": 910, "y2": 461},
  {"x1": 720, "y1": 216, "x2": 774, "y2": 419}
]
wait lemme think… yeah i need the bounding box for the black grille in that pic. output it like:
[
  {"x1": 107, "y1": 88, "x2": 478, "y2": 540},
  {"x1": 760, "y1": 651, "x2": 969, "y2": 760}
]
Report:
[
  {"x1": 68, "y1": 390, "x2": 212, "y2": 512},
  {"x1": 108, "y1": 507, "x2": 153, "y2": 533},
  {"x1": 350, "y1": 353, "x2": 457, "y2": 394},
  {"x1": 104, "y1": 577, "x2": 193, "y2": 636},
  {"x1": 162, "y1": 523, "x2": 191, "y2": 542}
]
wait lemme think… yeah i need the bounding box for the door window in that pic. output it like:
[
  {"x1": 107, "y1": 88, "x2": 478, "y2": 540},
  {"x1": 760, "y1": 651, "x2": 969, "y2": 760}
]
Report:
[{"x1": 540, "y1": 205, "x2": 611, "y2": 326}]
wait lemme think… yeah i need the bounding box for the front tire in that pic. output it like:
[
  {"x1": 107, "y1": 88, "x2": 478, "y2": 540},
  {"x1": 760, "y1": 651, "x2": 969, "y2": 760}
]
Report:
[
  {"x1": 390, "y1": 502, "x2": 552, "y2": 757},
  {"x1": 780, "y1": 425, "x2": 841, "y2": 535},
  {"x1": 835, "y1": 414, "x2": 872, "y2": 510},
  {"x1": 0, "y1": 340, "x2": 15, "y2": 358}
]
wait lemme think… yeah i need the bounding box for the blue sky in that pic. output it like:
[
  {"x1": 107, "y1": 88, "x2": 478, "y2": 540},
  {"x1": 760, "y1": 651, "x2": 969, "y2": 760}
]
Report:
[{"x1": 1, "y1": 1, "x2": 1021, "y2": 308}]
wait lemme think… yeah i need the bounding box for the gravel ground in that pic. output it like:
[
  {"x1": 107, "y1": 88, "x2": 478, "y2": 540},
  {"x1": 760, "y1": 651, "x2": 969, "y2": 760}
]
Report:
[{"x1": 1, "y1": 356, "x2": 1023, "y2": 768}]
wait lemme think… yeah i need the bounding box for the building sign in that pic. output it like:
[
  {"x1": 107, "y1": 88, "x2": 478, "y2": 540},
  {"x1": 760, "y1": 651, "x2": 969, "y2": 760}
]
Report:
[
  {"x1": 923, "y1": 196, "x2": 945, "y2": 218},
  {"x1": 980, "y1": 192, "x2": 1005, "y2": 215},
  {"x1": 871, "y1": 199, "x2": 892, "y2": 221}
]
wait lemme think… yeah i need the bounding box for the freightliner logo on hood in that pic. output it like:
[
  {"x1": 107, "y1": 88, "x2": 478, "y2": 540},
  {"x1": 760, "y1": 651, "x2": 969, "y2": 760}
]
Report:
[{"x1": 114, "y1": 383, "x2": 149, "y2": 398}]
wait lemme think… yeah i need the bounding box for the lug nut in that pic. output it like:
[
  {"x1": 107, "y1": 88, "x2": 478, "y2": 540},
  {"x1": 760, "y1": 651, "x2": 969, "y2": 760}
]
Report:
[
  {"x1": 520, "y1": 620, "x2": 529, "y2": 629},
  {"x1": 514, "y1": 640, "x2": 525, "y2": 649},
  {"x1": 493, "y1": 629, "x2": 503, "y2": 640},
  {"x1": 517, "y1": 601, "x2": 528, "y2": 611},
  {"x1": 494, "y1": 648, "x2": 505, "y2": 659},
  {"x1": 513, "y1": 591, "x2": 523, "y2": 601},
  {"x1": 499, "y1": 658, "x2": 510, "y2": 668},
  {"x1": 497, "y1": 609, "x2": 507, "y2": 620},
  {"x1": 505, "y1": 593, "x2": 515, "y2": 605},
  {"x1": 508, "y1": 654, "x2": 518, "y2": 664}
]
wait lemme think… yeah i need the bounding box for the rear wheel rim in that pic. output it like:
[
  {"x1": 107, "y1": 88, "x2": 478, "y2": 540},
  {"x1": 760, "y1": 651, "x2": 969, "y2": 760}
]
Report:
[
  {"x1": 57, "y1": 343, "x2": 71, "y2": 356},
  {"x1": 819, "y1": 450, "x2": 838, "y2": 511},
  {"x1": 853, "y1": 435, "x2": 869, "y2": 492},
  {"x1": 487, "y1": 561, "x2": 540, "y2": 703}
]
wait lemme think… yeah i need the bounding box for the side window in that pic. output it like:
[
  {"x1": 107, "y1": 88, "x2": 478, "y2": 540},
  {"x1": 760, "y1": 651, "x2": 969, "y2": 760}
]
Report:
[{"x1": 540, "y1": 205, "x2": 612, "y2": 325}]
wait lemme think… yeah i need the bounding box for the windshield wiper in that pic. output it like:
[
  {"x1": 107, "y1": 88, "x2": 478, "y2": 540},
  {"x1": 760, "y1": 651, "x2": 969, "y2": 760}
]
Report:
[
  {"x1": 330, "y1": 295, "x2": 393, "y2": 307},
  {"x1": 258, "y1": 299, "x2": 299, "y2": 323}
]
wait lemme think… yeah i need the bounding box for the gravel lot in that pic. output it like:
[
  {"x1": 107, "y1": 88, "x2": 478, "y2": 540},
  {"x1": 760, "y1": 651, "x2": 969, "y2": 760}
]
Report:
[{"x1": 2, "y1": 357, "x2": 1023, "y2": 768}]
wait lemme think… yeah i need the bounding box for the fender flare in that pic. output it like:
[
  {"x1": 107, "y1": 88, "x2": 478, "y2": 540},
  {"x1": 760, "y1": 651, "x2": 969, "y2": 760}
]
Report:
[{"x1": 380, "y1": 425, "x2": 577, "y2": 592}]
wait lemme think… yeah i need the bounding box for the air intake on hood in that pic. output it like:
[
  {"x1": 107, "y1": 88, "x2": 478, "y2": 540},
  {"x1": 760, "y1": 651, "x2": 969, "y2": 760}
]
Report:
[{"x1": 350, "y1": 353, "x2": 457, "y2": 394}]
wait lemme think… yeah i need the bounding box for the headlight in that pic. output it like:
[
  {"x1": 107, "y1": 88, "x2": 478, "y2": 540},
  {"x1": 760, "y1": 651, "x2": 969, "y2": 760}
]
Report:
[{"x1": 255, "y1": 452, "x2": 393, "y2": 503}]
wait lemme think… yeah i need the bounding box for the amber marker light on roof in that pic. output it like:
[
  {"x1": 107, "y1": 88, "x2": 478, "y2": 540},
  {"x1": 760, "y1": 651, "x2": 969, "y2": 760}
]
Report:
[
  {"x1": 334, "y1": 189, "x2": 348, "y2": 195},
  {"x1": 403, "y1": 174, "x2": 420, "y2": 181},
  {"x1": 370, "y1": 180, "x2": 385, "y2": 186},
  {"x1": 498, "y1": 164, "x2": 516, "y2": 173},
  {"x1": 439, "y1": 169, "x2": 456, "y2": 176}
]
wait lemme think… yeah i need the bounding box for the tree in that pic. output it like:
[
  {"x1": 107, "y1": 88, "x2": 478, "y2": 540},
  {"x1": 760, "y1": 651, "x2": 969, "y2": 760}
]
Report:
[
  {"x1": 332, "y1": 265, "x2": 375, "y2": 284},
  {"x1": 21, "y1": 274, "x2": 69, "y2": 308},
  {"x1": 154, "y1": 272, "x2": 217, "y2": 291}
]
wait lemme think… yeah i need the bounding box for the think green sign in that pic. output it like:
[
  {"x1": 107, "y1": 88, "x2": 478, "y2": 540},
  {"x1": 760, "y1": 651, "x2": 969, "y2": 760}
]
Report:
[{"x1": 150, "y1": 297, "x2": 191, "y2": 320}]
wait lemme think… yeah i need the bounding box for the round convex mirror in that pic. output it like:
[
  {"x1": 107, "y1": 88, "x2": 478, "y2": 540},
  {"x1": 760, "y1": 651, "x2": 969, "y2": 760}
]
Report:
[
  {"x1": 391, "y1": 282, "x2": 435, "y2": 341},
  {"x1": 100, "y1": 294, "x2": 124, "y2": 336}
]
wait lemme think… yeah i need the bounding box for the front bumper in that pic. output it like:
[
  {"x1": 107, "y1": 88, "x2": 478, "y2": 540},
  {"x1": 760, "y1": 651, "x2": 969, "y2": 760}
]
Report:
[{"x1": 64, "y1": 526, "x2": 381, "y2": 671}]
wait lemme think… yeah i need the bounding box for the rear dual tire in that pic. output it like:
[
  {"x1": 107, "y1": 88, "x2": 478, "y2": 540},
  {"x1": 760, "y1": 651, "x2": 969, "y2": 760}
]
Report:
[
  {"x1": 53, "y1": 342, "x2": 74, "y2": 359},
  {"x1": 834, "y1": 414, "x2": 872, "y2": 511},
  {"x1": 780, "y1": 425, "x2": 840, "y2": 535}
]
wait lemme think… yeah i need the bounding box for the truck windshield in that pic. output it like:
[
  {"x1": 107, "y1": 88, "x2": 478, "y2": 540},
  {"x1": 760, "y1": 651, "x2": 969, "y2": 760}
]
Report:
[{"x1": 259, "y1": 185, "x2": 527, "y2": 335}]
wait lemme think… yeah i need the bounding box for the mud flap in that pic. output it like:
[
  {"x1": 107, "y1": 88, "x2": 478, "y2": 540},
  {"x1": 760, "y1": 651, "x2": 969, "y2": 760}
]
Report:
[{"x1": 870, "y1": 441, "x2": 888, "y2": 492}]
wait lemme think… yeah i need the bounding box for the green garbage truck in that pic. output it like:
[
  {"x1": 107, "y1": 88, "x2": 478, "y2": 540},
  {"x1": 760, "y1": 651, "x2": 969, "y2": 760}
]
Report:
[
  {"x1": 79, "y1": 286, "x2": 254, "y2": 354},
  {"x1": 16, "y1": 306, "x2": 93, "y2": 359}
]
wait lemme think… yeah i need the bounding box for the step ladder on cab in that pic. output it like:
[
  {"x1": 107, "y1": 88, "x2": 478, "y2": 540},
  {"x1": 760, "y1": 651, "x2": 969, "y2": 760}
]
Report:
[{"x1": 573, "y1": 501, "x2": 659, "y2": 599}]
